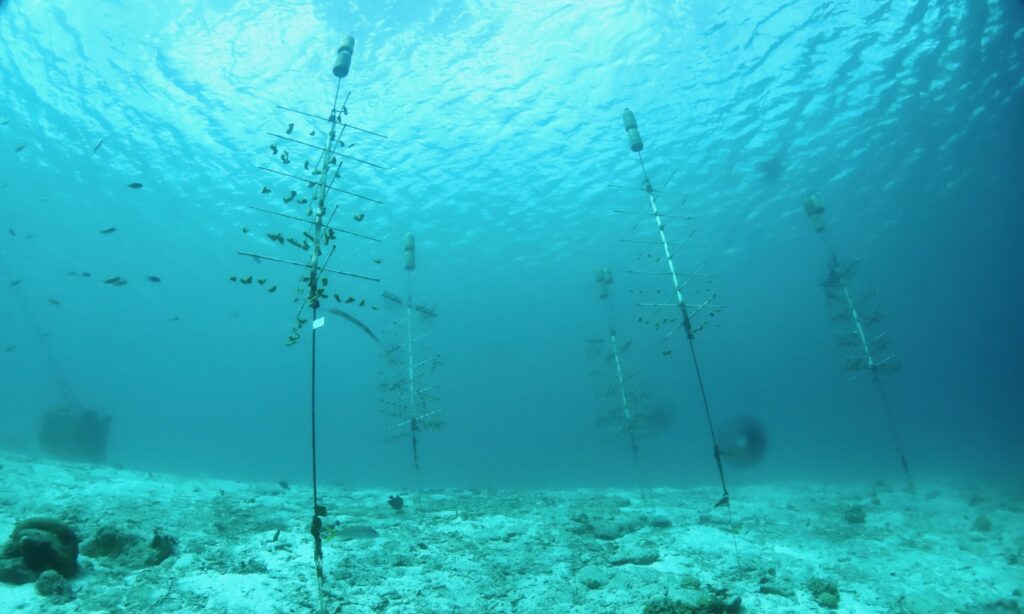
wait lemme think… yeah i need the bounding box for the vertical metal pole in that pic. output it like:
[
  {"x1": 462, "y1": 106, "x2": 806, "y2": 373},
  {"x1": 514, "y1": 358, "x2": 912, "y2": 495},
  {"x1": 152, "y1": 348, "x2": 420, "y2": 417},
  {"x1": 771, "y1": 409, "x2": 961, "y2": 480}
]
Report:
[
  {"x1": 601, "y1": 283, "x2": 638, "y2": 459},
  {"x1": 620, "y1": 108, "x2": 740, "y2": 564},
  {"x1": 637, "y1": 153, "x2": 730, "y2": 508},
  {"x1": 809, "y1": 206, "x2": 912, "y2": 489},
  {"x1": 841, "y1": 284, "x2": 876, "y2": 369},
  {"x1": 308, "y1": 78, "x2": 344, "y2": 613},
  {"x1": 405, "y1": 269, "x2": 420, "y2": 471}
]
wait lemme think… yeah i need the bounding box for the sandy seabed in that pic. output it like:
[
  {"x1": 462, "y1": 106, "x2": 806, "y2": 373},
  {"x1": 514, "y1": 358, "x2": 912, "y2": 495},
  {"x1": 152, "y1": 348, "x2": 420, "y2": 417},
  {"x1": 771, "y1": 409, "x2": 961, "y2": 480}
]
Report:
[{"x1": 0, "y1": 450, "x2": 1021, "y2": 613}]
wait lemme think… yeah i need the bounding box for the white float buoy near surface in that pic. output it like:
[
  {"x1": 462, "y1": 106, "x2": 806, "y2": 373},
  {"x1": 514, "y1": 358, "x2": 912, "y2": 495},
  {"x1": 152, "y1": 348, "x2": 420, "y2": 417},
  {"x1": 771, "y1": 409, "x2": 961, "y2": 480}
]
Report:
[
  {"x1": 595, "y1": 267, "x2": 608, "y2": 298},
  {"x1": 596, "y1": 266, "x2": 614, "y2": 298},
  {"x1": 404, "y1": 232, "x2": 416, "y2": 271},
  {"x1": 622, "y1": 108, "x2": 644, "y2": 152},
  {"x1": 333, "y1": 35, "x2": 355, "y2": 78}
]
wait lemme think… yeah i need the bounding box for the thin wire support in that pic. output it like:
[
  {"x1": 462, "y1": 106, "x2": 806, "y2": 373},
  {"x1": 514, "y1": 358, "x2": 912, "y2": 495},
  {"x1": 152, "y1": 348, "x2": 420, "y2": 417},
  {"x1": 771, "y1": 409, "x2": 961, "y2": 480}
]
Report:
[
  {"x1": 0, "y1": 255, "x2": 82, "y2": 410},
  {"x1": 804, "y1": 197, "x2": 912, "y2": 490},
  {"x1": 379, "y1": 233, "x2": 444, "y2": 473},
  {"x1": 593, "y1": 267, "x2": 641, "y2": 460},
  {"x1": 617, "y1": 108, "x2": 740, "y2": 569},
  {"x1": 232, "y1": 36, "x2": 386, "y2": 613}
]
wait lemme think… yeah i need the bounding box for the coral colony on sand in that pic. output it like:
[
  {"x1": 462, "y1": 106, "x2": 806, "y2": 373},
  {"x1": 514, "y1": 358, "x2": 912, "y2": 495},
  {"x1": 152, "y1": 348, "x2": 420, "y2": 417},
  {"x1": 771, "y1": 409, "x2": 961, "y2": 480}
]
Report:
[
  {"x1": 231, "y1": 37, "x2": 386, "y2": 612},
  {"x1": 803, "y1": 196, "x2": 912, "y2": 489},
  {"x1": 378, "y1": 233, "x2": 445, "y2": 474}
]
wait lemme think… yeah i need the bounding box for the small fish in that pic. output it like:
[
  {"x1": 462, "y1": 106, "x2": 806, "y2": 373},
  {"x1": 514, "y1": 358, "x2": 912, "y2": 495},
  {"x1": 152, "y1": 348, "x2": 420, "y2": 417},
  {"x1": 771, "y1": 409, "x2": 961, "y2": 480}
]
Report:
[
  {"x1": 308, "y1": 130, "x2": 315, "y2": 137},
  {"x1": 240, "y1": 276, "x2": 253, "y2": 284},
  {"x1": 99, "y1": 227, "x2": 117, "y2": 234},
  {"x1": 9, "y1": 280, "x2": 20, "y2": 287},
  {"x1": 267, "y1": 232, "x2": 284, "y2": 244},
  {"x1": 49, "y1": 299, "x2": 61, "y2": 305},
  {"x1": 373, "y1": 258, "x2": 383, "y2": 264},
  {"x1": 661, "y1": 350, "x2": 672, "y2": 356},
  {"x1": 261, "y1": 186, "x2": 271, "y2": 194},
  {"x1": 147, "y1": 276, "x2": 161, "y2": 283},
  {"x1": 7, "y1": 228, "x2": 14, "y2": 236},
  {"x1": 15, "y1": 144, "x2": 26, "y2": 152},
  {"x1": 127, "y1": 182, "x2": 143, "y2": 189},
  {"x1": 81, "y1": 272, "x2": 91, "y2": 278},
  {"x1": 278, "y1": 480, "x2": 290, "y2": 490},
  {"x1": 91, "y1": 138, "x2": 104, "y2": 155},
  {"x1": 4, "y1": 345, "x2": 14, "y2": 352},
  {"x1": 281, "y1": 151, "x2": 290, "y2": 164},
  {"x1": 286, "y1": 122, "x2": 294, "y2": 134},
  {"x1": 270, "y1": 144, "x2": 278, "y2": 155},
  {"x1": 333, "y1": 293, "x2": 342, "y2": 302},
  {"x1": 257, "y1": 278, "x2": 266, "y2": 285},
  {"x1": 103, "y1": 276, "x2": 123, "y2": 285},
  {"x1": 67, "y1": 271, "x2": 77, "y2": 276},
  {"x1": 229, "y1": 276, "x2": 237, "y2": 282},
  {"x1": 283, "y1": 190, "x2": 296, "y2": 203},
  {"x1": 344, "y1": 296, "x2": 354, "y2": 304},
  {"x1": 304, "y1": 160, "x2": 310, "y2": 170},
  {"x1": 268, "y1": 286, "x2": 277, "y2": 293},
  {"x1": 167, "y1": 315, "x2": 180, "y2": 321},
  {"x1": 353, "y1": 213, "x2": 364, "y2": 222},
  {"x1": 242, "y1": 226, "x2": 249, "y2": 234}
]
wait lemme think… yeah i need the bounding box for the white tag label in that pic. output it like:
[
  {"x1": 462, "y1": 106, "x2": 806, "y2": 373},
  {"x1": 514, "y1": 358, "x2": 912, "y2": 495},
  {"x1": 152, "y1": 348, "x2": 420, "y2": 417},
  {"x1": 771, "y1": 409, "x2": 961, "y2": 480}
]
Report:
[{"x1": 312, "y1": 317, "x2": 325, "y2": 330}]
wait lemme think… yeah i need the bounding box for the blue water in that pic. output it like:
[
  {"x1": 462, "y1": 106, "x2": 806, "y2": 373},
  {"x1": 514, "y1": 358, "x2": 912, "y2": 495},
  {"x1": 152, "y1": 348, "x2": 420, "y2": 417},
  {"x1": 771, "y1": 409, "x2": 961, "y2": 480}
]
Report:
[{"x1": 1, "y1": 0, "x2": 1021, "y2": 490}]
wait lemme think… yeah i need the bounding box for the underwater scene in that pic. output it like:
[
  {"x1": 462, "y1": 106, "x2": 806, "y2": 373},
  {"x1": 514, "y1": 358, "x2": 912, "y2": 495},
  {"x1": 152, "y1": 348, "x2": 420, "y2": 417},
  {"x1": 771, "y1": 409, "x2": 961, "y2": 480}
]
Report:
[{"x1": 1, "y1": 0, "x2": 1023, "y2": 612}]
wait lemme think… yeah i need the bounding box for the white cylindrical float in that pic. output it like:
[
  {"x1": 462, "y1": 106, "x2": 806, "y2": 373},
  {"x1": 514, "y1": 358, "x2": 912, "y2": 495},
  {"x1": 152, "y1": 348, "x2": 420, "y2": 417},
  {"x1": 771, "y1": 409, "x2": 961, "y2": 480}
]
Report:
[
  {"x1": 803, "y1": 196, "x2": 826, "y2": 233},
  {"x1": 333, "y1": 36, "x2": 356, "y2": 78},
  {"x1": 596, "y1": 266, "x2": 613, "y2": 298},
  {"x1": 404, "y1": 233, "x2": 416, "y2": 271},
  {"x1": 622, "y1": 108, "x2": 644, "y2": 152}
]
